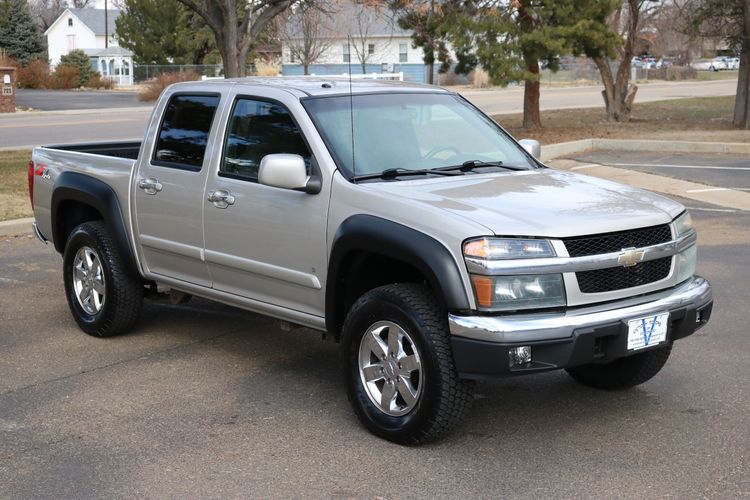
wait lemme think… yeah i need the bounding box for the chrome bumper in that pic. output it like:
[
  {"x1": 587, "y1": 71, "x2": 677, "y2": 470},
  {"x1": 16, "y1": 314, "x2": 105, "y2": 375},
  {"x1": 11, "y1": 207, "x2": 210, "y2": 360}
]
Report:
[{"x1": 449, "y1": 276, "x2": 712, "y2": 344}]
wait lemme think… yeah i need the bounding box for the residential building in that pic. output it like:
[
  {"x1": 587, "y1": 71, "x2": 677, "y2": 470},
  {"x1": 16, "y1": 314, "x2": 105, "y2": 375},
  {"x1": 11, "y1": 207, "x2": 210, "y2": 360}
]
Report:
[
  {"x1": 280, "y1": 1, "x2": 437, "y2": 84},
  {"x1": 44, "y1": 8, "x2": 134, "y2": 86}
]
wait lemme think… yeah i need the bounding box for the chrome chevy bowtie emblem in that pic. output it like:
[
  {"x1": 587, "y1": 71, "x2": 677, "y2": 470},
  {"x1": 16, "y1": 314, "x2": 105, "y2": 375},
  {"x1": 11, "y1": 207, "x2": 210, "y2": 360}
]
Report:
[{"x1": 618, "y1": 247, "x2": 645, "y2": 267}]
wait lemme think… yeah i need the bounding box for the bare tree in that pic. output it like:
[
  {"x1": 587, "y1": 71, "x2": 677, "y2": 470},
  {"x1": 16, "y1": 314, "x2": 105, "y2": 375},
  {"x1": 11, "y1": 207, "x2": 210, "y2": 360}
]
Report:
[
  {"x1": 348, "y1": 0, "x2": 387, "y2": 74},
  {"x1": 592, "y1": 0, "x2": 660, "y2": 122},
  {"x1": 175, "y1": 0, "x2": 302, "y2": 77},
  {"x1": 678, "y1": 0, "x2": 749, "y2": 128},
  {"x1": 29, "y1": 0, "x2": 67, "y2": 30},
  {"x1": 278, "y1": 2, "x2": 335, "y2": 75}
]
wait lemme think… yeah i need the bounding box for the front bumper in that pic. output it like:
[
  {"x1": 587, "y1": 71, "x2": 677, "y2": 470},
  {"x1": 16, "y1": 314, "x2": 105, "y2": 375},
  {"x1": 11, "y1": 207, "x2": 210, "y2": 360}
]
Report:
[{"x1": 449, "y1": 276, "x2": 713, "y2": 379}]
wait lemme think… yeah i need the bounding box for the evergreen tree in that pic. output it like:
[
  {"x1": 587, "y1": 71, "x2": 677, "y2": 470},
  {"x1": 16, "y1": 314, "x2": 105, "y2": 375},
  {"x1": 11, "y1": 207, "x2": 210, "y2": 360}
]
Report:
[
  {"x1": 116, "y1": 0, "x2": 216, "y2": 65},
  {"x1": 59, "y1": 49, "x2": 94, "y2": 86},
  {"x1": 0, "y1": 0, "x2": 47, "y2": 64},
  {"x1": 439, "y1": 0, "x2": 620, "y2": 129}
]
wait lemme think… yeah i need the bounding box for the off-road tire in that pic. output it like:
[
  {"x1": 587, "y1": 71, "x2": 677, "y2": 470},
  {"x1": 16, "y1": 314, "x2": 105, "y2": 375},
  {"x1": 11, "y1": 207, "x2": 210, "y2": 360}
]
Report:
[
  {"x1": 63, "y1": 221, "x2": 143, "y2": 337},
  {"x1": 340, "y1": 283, "x2": 473, "y2": 445},
  {"x1": 565, "y1": 343, "x2": 672, "y2": 390}
]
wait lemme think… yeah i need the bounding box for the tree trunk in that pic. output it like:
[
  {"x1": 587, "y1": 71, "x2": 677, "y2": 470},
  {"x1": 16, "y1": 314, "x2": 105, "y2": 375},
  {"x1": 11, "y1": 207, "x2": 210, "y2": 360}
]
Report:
[
  {"x1": 427, "y1": 62, "x2": 434, "y2": 84},
  {"x1": 304, "y1": 63, "x2": 310, "y2": 75},
  {"x1": 733, "y1": 8, "x2": 750, "y2": 129},
  {"x1": 523, "y1": 59, "x2": 541, "y2": 129},
  {"x1": 594, "y1": 57, "x2": 616, "y2": 117}
]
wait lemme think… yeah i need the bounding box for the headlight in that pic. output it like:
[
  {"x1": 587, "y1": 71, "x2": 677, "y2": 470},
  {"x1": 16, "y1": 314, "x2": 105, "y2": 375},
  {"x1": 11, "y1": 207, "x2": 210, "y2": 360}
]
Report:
[
  {"x1": 674, "y1": 211, "x2": 693, "y2": 236},
  {"x1": 676, "y1": 245, "x2": 697, "y2": 283},
  {"x1": 464, "y1": 238, "x2": 555, "y2": 260},
  {"x1": 470, "y1": 274, "x2": 566, "y2": 311}
]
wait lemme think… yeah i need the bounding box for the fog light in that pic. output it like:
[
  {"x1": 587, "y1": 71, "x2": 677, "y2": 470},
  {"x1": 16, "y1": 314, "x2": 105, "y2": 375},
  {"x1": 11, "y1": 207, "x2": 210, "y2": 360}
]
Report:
[{"x1": 509, "y1": 346, "x2": 532, "y2": 367}]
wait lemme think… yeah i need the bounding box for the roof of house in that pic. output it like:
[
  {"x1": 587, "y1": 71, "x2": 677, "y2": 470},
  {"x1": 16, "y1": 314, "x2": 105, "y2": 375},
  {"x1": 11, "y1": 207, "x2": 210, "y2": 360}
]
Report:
[
  {"x1": 46, "y1": 8, "x2": 122, "y2": 36},
  {"x1": 284, "y1": 1, "x2": 410, "y2": 39},
  {"x1": 82, "y1": 46, "x2": 133, "y2": 58},
  {"x1": 69, "y1": 8, "x2": 121, "y2": 36}
]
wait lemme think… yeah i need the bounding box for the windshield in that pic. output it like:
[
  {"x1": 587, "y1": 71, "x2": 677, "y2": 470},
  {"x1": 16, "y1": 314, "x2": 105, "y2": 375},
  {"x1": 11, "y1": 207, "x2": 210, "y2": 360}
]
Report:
[{"x1": 302, "y1": 92, "x2": 536, "y2": 179}]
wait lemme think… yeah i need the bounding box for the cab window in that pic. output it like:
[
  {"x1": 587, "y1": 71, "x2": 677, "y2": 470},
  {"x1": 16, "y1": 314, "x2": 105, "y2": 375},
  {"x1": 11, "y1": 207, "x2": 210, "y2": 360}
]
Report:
[
  {"x1": 153, "y1": 94, "x2": 220, "y2": 171},
  {"x1": 221, "y1": 98, "x2": 311, "y2": 181}
]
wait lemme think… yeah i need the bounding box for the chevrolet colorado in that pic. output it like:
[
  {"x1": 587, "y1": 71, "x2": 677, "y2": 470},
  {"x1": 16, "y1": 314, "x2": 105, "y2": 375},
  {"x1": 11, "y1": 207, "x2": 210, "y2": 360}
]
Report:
[{"x1": 29, "y1": 78, "x2": 713, "y2": 444}]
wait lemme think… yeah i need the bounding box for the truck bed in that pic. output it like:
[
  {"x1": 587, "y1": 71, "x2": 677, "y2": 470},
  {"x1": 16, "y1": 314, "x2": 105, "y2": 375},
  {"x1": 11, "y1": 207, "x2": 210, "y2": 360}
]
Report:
[{"x1": 32, "y1": 141, "x2": 142, "y2": 244}]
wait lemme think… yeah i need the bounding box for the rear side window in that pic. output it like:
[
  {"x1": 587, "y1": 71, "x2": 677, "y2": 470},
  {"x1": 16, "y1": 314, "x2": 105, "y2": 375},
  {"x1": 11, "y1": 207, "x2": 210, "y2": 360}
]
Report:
[{"x1": 153, "y1": 94, "x2": 220, "y2": 171}]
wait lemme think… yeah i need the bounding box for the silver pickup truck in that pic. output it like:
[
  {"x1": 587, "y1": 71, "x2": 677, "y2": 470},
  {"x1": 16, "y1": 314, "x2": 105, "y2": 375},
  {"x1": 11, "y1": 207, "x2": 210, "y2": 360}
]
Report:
[{"x1": 29, "y1": 78, "x2": 713, "y2": 444}]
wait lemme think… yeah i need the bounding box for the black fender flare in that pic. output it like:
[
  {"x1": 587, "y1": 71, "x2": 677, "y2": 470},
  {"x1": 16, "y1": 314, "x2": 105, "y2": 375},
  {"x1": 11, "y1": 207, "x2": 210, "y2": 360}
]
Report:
[
  {"x1": 51, "y1": 171, "x2": 139, "y2": 277},
  {"x1": 326, "y1": 214, "x2": 470, "y2": 334}
]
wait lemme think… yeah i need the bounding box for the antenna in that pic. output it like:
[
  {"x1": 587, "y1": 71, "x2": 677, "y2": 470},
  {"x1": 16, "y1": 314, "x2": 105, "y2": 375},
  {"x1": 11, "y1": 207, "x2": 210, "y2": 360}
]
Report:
[{"x1": 347, "y1": 35, "x2": 355, "y2": 178}]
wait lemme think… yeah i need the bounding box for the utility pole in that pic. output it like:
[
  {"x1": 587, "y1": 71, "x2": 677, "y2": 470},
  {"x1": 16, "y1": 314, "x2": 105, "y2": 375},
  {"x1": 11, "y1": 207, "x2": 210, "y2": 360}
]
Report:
[{"x1": 104, "y1": 0, "x2": 109, "y2": 48}]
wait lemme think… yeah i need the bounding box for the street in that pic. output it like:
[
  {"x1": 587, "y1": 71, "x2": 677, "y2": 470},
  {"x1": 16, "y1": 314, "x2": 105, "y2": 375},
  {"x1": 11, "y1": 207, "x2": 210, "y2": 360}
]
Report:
[
  {"x1": 1, "y1": 161, "x2": 748, "y2": 497},
  {"x1": 16, "y1": 89, "x2": 148, "y2": 111},
  {"x1": 0, "y1": 78, "x2": 738, "y2": 150}
]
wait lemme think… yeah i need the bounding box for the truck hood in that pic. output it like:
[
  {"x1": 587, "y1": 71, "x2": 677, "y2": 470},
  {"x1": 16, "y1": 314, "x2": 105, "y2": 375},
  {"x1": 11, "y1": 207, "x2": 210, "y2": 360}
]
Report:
[{"x1": 364, "y1": 169, "x2": 683, "y2": 238}]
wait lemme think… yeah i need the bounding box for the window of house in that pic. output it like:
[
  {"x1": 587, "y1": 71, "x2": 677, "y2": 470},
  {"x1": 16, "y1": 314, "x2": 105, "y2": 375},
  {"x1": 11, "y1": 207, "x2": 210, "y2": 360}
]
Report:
[
  {"x1": 68, "y1": 18, "x2": 73, "y2": 27},
  {"x1": 368, "y1": 43, "x2": 375, "y2": 55},
  {"x1": 343, "y1": 44, "x2": 350, "y2": 63},
  {"x1": 221, "y1": 98, "x2": 311, "y2": 182},
  {"x1": 152, "y1": 94, "x2": 220, "y2": 171},
  {"x1": 399, "y1": 44, "x2": 408, "y2": 63}
]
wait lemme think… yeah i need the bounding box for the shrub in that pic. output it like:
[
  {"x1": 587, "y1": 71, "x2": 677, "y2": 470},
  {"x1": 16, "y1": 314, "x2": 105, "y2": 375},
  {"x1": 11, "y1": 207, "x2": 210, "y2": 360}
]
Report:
[
  {"x1": 138, "y1": 70, "x2": 201, "y2": 101},
  {"x1": 16, "y1": 59, "x2": 50, "y2": 88},
  {"x1": 58, "y1": 49, "x2": 94, "y2": 87},
  {"x1": 254, "y1": 60, "x2": 281, "y2": 76},
  {"x1": 648, "y1": 65, "x2": 698, "y2": 81},
  {"x1": 470, "y1": 68, "x2": 489, "y2": 88},
  {"x1": 87, "y1": 73, "x2": 115, "y2": 89},
  {"x1": 50, "y1": 65, "x2": 81, "y2": 89}
]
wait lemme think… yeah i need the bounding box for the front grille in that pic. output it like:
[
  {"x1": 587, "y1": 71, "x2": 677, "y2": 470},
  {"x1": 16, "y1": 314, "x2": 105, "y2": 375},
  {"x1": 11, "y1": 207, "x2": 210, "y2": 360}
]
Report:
[
  {"x1": 563, "y1": 224, "x2": 672, "y2": 257},
  {"x1": 576, "y1": 257, "x2": 673, "y2": 293}
]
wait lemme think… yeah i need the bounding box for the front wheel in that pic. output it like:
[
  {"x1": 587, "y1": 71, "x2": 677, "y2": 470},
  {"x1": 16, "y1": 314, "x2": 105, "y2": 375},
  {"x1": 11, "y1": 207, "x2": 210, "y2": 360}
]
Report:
[
  {"x1": 63, "y1": 221, "x2": 143, "y2": 337},
  {"x1": 340, "y1": 284, "x2": 473, "y2": 445},
  {"x1": 565, "y1": 343, "x2": 672, "y2": 390}
]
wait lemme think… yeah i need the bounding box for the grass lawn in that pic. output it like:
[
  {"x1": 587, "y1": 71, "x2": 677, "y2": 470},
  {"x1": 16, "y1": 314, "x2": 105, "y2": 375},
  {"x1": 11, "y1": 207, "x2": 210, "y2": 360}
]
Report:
[
  {"x1": 497, "y1": 96, "x2": 750, "y2": 145},
  {"x1": 695, "y1": 70, "x2": 741, "y2": 81},
  {"x1": 0, "y1": 149, "x2": 33, "y2": 222}
]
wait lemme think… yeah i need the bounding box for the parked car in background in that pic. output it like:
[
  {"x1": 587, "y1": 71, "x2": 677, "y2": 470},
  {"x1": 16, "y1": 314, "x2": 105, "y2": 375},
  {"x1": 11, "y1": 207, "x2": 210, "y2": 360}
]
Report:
[
  {"x1": 693, "y1": 58, "x2": 728, "y2": 71},
  {"x1": 726, "y1": 57, "x2": 740, "y2": 70}
]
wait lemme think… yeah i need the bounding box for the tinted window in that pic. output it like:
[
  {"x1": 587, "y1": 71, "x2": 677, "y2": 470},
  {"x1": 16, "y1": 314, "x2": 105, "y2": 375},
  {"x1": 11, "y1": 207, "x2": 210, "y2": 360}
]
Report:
[
  {"x1": 153, "y1": 94, "x2": 220, "y2": 170},
  {"x1": 221, "y1": 98, "x2": 311, "y2": 181}
]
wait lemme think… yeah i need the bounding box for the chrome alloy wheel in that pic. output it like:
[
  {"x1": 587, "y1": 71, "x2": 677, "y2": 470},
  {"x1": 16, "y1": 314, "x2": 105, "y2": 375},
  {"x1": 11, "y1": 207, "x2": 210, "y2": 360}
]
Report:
[
  {"x1": 358, "y1": 321, "x2": 423, "y2": 417},
  {"x1": 72, "y1": 246, "x2": 106, "y2": 315}
]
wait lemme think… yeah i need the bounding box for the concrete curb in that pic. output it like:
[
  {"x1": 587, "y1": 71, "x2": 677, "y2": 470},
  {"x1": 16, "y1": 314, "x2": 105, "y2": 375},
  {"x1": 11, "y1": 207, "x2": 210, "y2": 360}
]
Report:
[
  {"x1": 0, "y1": 217, "x2": 34, "y2": 237},
  {"x1": 0, "y1": 106, "x2": 152, "y2": 119},
  {"x1": 540, "y1": 138, "x2": 750, "y2": 161}
]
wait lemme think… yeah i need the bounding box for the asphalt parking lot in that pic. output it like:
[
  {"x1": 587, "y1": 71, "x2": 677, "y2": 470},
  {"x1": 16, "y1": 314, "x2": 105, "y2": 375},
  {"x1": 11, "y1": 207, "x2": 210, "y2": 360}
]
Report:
[{"x1": 1, "y1": 159, "x2": 749, "y2": 498}]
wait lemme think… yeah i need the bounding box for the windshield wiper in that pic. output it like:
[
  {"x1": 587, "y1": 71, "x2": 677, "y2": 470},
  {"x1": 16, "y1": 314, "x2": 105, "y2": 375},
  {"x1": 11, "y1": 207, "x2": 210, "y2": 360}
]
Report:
[
  {"x1": 352, "y1": 167, "x2": 462, "y2": 182},
  {"x1": 434, "y1": 160, "x2": 529, "y2": 173}
]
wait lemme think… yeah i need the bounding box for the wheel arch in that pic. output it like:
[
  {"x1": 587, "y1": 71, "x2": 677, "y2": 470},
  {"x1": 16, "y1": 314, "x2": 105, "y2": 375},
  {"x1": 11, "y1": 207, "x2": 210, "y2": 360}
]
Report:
[
  {"x1": 51, "y1": 171, "x2": 139, "y2": 278},
  {"x1": 326, "y1": 215, "x2": 471, "y2": 337}
]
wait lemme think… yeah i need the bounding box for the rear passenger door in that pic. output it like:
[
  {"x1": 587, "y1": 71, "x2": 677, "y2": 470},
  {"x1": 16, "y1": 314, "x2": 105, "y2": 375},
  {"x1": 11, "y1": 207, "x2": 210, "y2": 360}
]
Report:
[{"x1": 133, "y1": 92, "x2": 221, "y2": 287}]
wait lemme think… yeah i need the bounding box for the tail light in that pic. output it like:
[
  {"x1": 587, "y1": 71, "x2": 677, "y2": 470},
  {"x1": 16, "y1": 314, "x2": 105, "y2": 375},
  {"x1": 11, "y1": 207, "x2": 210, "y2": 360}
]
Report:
[{"x1": 28, "y1": 159, "x2": 35, "y2": 209}]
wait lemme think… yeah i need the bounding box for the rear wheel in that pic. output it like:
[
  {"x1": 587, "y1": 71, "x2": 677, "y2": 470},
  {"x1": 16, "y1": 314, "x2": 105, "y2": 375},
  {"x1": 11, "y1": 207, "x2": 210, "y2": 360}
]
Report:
[
  {"x1": 63, "y1": 221, "x2": 142, "y2": 337},
  {"x1": 341, "y1": 284, "x2": 473, "y2": 445},
  {"x1": 565, "y1": 344, "x2": 672, "y2": 390}
]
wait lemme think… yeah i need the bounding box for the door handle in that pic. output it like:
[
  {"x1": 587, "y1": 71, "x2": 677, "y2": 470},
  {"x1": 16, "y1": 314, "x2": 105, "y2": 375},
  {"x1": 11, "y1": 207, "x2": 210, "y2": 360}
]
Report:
[
  {"x1": 137, "y1": 177, "x2": 163, "y2": 195},
  {"x1": 207, "y1": 189, "x2": 235, "y2": 209}
]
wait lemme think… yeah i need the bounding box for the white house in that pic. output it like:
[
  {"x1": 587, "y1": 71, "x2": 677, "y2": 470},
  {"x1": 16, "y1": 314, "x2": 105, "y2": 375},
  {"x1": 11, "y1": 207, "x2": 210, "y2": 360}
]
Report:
[
  {"x1": 280, "y1": 1, "x2": 437, "y2": 84},
  {"x1": 44, "y1": 8, "x2": 134, "y2": 86}
]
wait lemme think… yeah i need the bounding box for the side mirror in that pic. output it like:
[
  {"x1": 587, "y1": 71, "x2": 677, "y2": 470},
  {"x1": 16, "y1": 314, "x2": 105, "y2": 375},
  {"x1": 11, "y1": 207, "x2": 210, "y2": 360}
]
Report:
[
  {"x1": 518, "y1": 139, "x2": 541, "y2": 159},
  {"x1": 258, "y1": 154, "x2": 320, "y2": 194}
]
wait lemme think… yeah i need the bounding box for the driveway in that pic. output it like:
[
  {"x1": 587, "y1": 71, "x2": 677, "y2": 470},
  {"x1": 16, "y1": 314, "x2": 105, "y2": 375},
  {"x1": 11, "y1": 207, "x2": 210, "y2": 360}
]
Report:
[{"x1": 1, "y1": 204, "x2": 748, "y2": 497}]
